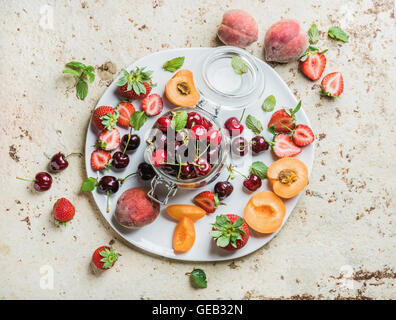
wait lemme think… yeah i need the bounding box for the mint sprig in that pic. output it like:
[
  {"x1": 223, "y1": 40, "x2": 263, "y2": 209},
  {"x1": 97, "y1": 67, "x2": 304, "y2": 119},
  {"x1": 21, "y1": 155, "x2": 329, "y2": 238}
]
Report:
[
  {"x1": 171, "y1": 111, "x2": 188, "y2": 132},
  {"x1": 328, "y1": 26, "x2": 349, "y2": 43},
  {"x1": 129, "y1": 111, "x2": 148, "y2": 131},
  {"x1": 231, "y1": 56, "x2": 248, "y2": 75},
  {"x1": 250, "y1": 161, "x2": 268, "y2": 179},
  {"x1": 81, "y1": 177, "x2": 98, "y2": 192},
  {"x1": 308, "y1": 24, "x2": 319, "y2": 44},
  {"x1": 245, "y1": 114, "x2": 263, "y2": 135},
  {"x1": 262, "y1": 95, "x2": 276, "y2": 112},
  {"x1": 188, "y1": 269, "x2": 207, "y2": 288},
  {"x1": 63, "y1": 61, "x2": 95, "y2": 100}
]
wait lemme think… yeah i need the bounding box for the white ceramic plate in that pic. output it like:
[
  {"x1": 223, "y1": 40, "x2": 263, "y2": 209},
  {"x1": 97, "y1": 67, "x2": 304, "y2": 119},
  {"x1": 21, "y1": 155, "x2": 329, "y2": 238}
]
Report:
[{"x1": 85, "y1": 47, "x2": 314, "y2": 261}]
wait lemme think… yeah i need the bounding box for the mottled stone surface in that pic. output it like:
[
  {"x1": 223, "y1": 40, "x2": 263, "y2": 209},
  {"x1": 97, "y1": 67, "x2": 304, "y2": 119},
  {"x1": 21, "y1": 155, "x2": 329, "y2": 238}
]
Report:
[{"x1": 0, "y1": 0, "x2": 395, "y2": 300}]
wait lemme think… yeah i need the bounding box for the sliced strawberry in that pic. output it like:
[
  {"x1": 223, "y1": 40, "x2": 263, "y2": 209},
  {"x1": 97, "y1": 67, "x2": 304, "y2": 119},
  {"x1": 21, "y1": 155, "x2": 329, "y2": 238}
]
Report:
[
  {"x1": 267, "y1": 101, "x2": 301, "y2": 133},
  {"x1": 142, "y1": 94, "x2": 163, "y2": 116},
  {"x1": 300, "y1": 53, "x2": 326, "y2": 81},
  {"x1": 116, "y1": 102, "x2": 135, "y2": 127},
  {"x1": 97, "y1": 128, "x2": 120, "y2": 151},
  {"x1": 292, "y1": 124, "x2": 314, "y2": 147},
  {"x1": 90, "y1": 150, "x2": 112, "y2": 171},
  {"x1": 321, "y1": 72, "x2": 344, "y2": 97},
  {"x1": 193, "y1": 191, "x2": 224, "y2": 214},
  {"x1": 273, "y1": 134, "x2": 302, "y2": 158}
]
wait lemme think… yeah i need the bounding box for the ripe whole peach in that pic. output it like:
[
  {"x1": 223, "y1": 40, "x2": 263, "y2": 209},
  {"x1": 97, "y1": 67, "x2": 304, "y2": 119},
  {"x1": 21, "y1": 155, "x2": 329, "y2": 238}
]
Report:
[
  {"x1": 217, "y1": 9, "x2": 258, "y2": 48},
  {"x1": 264, "y1": 19, "x2": 309, "y2": 63}
]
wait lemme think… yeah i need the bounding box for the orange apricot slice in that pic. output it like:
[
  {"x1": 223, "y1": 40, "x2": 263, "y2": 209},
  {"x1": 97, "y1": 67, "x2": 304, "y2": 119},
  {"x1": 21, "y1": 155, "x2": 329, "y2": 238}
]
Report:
[
  {"x1": 244, "y1": 190, "x2": 286, "y2": 233},
  {"x1": 267, "y1": 157, "x2": 308, "y2": 198},
  {"x1": 173, "y1": 217, "x2": 196, "y2": 252},
  {"x1": 165, "y1": 69, "x2": 200, "y2": 107},
  {"x1": 166, "y1": 204, "x2": 206, "y2": 222}
]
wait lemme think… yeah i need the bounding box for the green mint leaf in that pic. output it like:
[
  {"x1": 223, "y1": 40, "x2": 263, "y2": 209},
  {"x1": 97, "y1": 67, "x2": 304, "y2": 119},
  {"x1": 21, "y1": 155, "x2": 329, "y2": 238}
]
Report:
[
  {"x1": 66, "y1": 61, "x2": 86, "y2": 70},
  {"x1": 250, "y1": 161, "x2": 268, "y2": 179},
  {"x1": 190, "y1": 269, "x2": 207, "y2": 288},
  {"x1": 308, "y1": 24, "x2": 319, "y2": 44},
  {"x1": 217, "y1": 236, "x2": 230, "y2": 247},
  {"x1": 63, "y1": 68, "x2": 80, "y2": 78},
  {"x1": 328, "y1": 26, "x2": 349, "y2": 42},
  {"x1": 163, "y1": 56, "x2": 185, "y2": 72},
  {"x1": 262, "y1": 95, "x2": 276, "y2": 112},
  {"x1": 129, "y1": 111, "x2": 147, "y2": 131},
  {"x1": 76, "y1": 80, "x2": 88, "y2": 100},
  {"x1": 170, "y1": 111, "x2": 188, "y2": 132},
  {"x1": 231, "y1": 56, "x2": 248, "y2": 75},
  {"x1": 84, "y1": 70, "x2": 95, "y2": 83},
  {"x1": 245, "y1": 114, "x2": 263, "y2": 135},
  {"x1": 81, "y1": 177, "x2": 98, "y2": 192},
  {"x1": 84, "y1": 65, "x2": 95, "y2": 73}
]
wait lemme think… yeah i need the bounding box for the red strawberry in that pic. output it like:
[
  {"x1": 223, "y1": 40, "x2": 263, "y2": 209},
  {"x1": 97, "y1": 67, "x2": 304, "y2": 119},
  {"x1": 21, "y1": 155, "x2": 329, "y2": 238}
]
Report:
[
  {"x1": 321, "y1": 72, "x2": 344, "y2": 97},
  {"x1": 300, "y1": 53, "x2": 326, "y2": 81},
  {"x1": 97, "y1": 128, "x2": 120, "y2": 151},
  {"x1": 210, "y1": 214, "x2": 249, "y2": 250},
  {"x1": 92, "y1": 246, "x2": 121, "y2": 270},
  {"x1": 116, "y1": 102, "x2": 135, "y2": 127},
  {"x1": 142, "y1": 94, "x2": 163, "y2": 116},
  {"x1": 92, "y1": 106, "x2": 119, "y2": 131},
  {"x1": 53, "y1": 198, "x2": 75, "y2": 223},
  {"x1": 292, "y1": 124, "x2": 314, "y2": 147},
  {"x1": 90, "y1": 149, "x2": 112, "y2": 171},
  {"x1": 193, "y1": 191, "x2": 224, "y2": 214},
  {"x1": 117, "y1": 67, "x2": 156, "y2": 100},
  {"x1": 267, "y1": 101, "x2": 301, "y2": 133},
  {"x1": 272, "y1": 134, "x2": 302, "y2": 158}
]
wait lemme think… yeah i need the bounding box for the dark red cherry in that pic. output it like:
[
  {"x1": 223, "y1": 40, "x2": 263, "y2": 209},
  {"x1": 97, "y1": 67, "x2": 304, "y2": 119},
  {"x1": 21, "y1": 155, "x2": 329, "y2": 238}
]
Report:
[
  {"x1": 121, "y1": 134, "x2": 140, "y2": 152},
  {"x1": 243, "y1": 174, "x2": 262, "y2": 191},
  {"x1": 202, "y1": 117, "x2": 213, "y2": 130},
  {"x1": 34, "y1": 172, "x2": 53, "y2": 191},
  {"x1": 156, "y1": 116, "x2": 172, "y2": 132},
  {"x1": 206, "y1": 146, "x2": 219, "y2": 164},
  {"x1": 154, "y1": 132, "x2": 168, "y2": 149},
  {"x1": 251, "y1": 136, "x2": 269, "y2": 154},
  {"x1": 180, "y1": 163, "x2": 195, "y2": 179},
  {"x1": 112, "y1": 151, "x2": 130, "y2": 169},
  {"x1": 190, "y1": 125, "x2": 207, "y2": 140},
  {"x1": 224, "y1": 117, "x2": 244, "y2": 137},
  {"x1": 137, "y1": 162, "x2": 156, "y2": 180},
  {"x1": 214, "y1": 181, "x2": 234, "y2": 200},
  {"x1": 232, "y1": 137, "x2": 248, "y2": 156},
  {"x1": 50, "y1": 152, "x2": 68, "y2": 171},
  {"x1": 98, "y1": 176, "x2": 119, "y2": 194},
  {"x1": 186, "y1": 112, "x2": 203, "y2": 128},
  {"x1": 207, "y1": 128, "x2": 221, "y2": 146}
]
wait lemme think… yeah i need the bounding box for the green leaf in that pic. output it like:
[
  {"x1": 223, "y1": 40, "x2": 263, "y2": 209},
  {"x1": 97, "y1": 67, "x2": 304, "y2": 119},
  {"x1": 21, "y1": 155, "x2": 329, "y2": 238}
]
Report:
[
  {"x1": 129, "y1": 111, "x2": 147, "y2": 131},
  {"x1": 84, "y1": 65, "x2": 95, "y2": 73},
  {"x1": 292, "y1": 101, "x2": 302, "y2": 115},
  {"x1": 231, "y1": 56, "x2": 248, "y2": 75},
  {"x1": 245, "y1": 114, "x2": 263, "y2": 135},
  {"x1": 76, "y1": 80, "x2": 88, "y2": 100},
  {"x1": 170, "y1": 111, "x2": 188, "y2": 132},
  {"x1": 215, "y1": 215, "x2": 230, "y2": 227},
  {"x1": 209, "y1": 230, "x2": 223, "y2": 238},
  {"x1": 116, "y1": 76, "x2": 128, "y2": 86},
  {"x1": 250, "y1": 161, "x2": 268, "y2": 179},
  {"x1": 84, "y1": 70, "x2": 95, "y2": 83},
  {"x1": 66, "y1": 61, "x2": 86, "y2": 70},
  {"x1": 328, "y1": 26, "x2": 349, "y2": 42},
  {"x1": 232, "y1": 217, "x2": 244, "y2": 228},
  {"x1": 262, "y1": 95, "x2": 276, "y2": 112},
  {"x1": 62, "y1": 68, "x2": 80, "y2": 78},
  {"x1": 81, "y1": 177, "x2": 98, "y2": 192},
  {"x1": 190, "y1": 269, "x2": 207, "y2": 288},
  {"x1": 163, "y1": 56, "x2": 185, "y2": 72},
  {"x1": 308, "y1": 24, "x2": 319, "y2": 44},
  {"x1": 217, "y1": 236, "x2": 230, "y2": 247}
]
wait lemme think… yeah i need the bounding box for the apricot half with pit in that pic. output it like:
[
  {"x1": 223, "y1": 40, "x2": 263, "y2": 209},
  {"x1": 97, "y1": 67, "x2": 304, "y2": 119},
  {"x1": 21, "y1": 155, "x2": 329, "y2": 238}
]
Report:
[
  {"x1": 165, "y1": 69, "x2": 200, "y2": 107},
  {"x1": 267, "y1": 157, "x2": 308, "y2": 199}
]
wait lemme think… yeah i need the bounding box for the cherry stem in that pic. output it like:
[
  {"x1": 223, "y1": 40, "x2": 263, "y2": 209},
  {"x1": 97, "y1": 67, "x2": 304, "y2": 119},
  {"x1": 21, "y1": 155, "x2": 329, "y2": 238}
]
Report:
[
  {"x1": 106, "y1": 191, "x2": 110, "y2": 213},
  {"x1": 122, "y1": 128, "x2": 133, "y2": 155},
  {"x1": 177, "y1": 155, "x2": 182, "y2": 179},
  {"x1": 66, "y1": 152, "x2": 83, "y2": 158},
  {"x1": 231, "y1": 168, "x2": 248, "y2": 179},
  {"x1": 239, "y1": 108, "x2": 246, "y2": 123},
  {"x1": 16, "y1": 177, "x2": 35, "y2": 182},
  {"x1": 197, "y1": 143, "x2": 210, "y2": 159},
  {"x1": 226, "y1": 174, "x2": 231, "y2": 182},
  {"x1": 118, "y1": 172, "x2": 137, "y2": 184}
]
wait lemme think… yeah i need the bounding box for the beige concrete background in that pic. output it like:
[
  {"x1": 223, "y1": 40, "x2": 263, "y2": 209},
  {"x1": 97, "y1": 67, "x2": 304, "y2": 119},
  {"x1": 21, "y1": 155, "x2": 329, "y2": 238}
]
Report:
[{"x1": 0, "y1": 0, "x2": 395, "y2": 300}]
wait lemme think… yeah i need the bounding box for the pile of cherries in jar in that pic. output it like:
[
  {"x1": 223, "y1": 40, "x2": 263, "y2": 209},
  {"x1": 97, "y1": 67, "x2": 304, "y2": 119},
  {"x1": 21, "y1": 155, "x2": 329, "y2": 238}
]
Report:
[{"x1": 150, "y1": 111, "x2": 222, "y2": 180}]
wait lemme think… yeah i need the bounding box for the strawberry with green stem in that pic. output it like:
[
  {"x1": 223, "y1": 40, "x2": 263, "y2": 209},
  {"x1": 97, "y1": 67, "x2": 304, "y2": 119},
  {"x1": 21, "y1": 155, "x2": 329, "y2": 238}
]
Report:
[
  {"x1": 210, "y1": 214, "x2": 250, "y2": 250},
  {"x1": 63, "y1": 61, "x2": 95, "y2": 100},
  {"x1": 276, "y1": 121, "x2": 314, "y2": 147},
  {"x1": 92, "y1": 246, "x2": 121, "y2": 270},
  {"x1": 92, "y1": 106, "x2": 120, "y2": 131},
  {"x1": 116, "y1": 67, "x2": 156, "y2": 100},
  {"x1": 193, "y1": 191, "x2": 225, "y2": 214},
  {"x1": 267, "y1": 101, "x2": 301, "y2": 133}
]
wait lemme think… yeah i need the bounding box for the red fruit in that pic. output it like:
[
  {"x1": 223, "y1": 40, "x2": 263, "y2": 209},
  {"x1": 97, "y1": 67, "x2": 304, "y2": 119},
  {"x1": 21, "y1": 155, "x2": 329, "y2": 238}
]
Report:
[
  {"x1": 224, "y1": 117, "x2": 244, "y2": 136},
  {"x1": 156, "y1": 116, "x2": 172, "y2": 132},
  {"x1": 243, "y1": 174, "x2": 262, "y2": 191},
  {"x1": 292, "y1": 124, "x2": 314, "y2": 147},
  {"x1": 142, "y1": 94, "x2": 163, "y2": 116},
  {"x1": 207, "y1": 128, "x2": 221, "y2": 145},
  {"x1": 321, "y1": 72, "x2": 344, "y2": 97},
  {"x1": 117, "y1": 67, "x2": 155, "y2": 100},
  {"x1": 194, "y1": 158, "x2": 211, "y2": 176},
  {"x1": 211, "y1": 214, "x2": 249, "y2": 250},
  {"x1": 90, "y1": 149, "x2": 112, "y2": 171},
  {"x1": 186, "y1": 112, "x2": 203, "y2": 128},
  {"x1": 151, "y1": 149, "x2": 167, "y2": 167},
  {"x1": 267, "y1": 109, "x2": 295, "y2": 133},
  {"x1": 190, "y1": 125, "x2": 207, "y2": 140},
  {"x1": 53, "y1": 198, "x2": 75, "y2": 223},
  {"x1": 272, "y1": 134, "x2": 302, "y2": 158},
  {"x1": 300, "y1": 53, "x2": 326, "y2": 81},
  {"x1": 92, "y1": 246, "x2": 120, "y2": 270},
  {"x1": 116, "y1": 102, "x2": 135, "y2": 127},
  {"x1": 92, "y1": 106, "x2": 118, "y2": 131},
  {"x1": 193, "y1": 191, "x2": 224, "y2": 214},
  {"x1": 97, "y1": 128, "x2": 121, "y2": 151}
]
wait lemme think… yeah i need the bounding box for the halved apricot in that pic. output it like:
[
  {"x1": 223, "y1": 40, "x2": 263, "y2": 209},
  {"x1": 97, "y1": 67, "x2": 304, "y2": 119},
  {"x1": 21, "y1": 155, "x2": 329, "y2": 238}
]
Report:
[
  {"x1": 267, "y1": 157, "x2": 308, "y2": 198},
  {"x1": 173, "y1": 217, "x2": 196, "y2": 252},
  {"x1": 166, "y1": 204, "x2": 206, "y2": 222},
  {"x1": 165, "y1": 69, "x2": 200, "y2": 107},
  {"x1": 244, "y1": 191, "x2": 286, "y2": 233}
]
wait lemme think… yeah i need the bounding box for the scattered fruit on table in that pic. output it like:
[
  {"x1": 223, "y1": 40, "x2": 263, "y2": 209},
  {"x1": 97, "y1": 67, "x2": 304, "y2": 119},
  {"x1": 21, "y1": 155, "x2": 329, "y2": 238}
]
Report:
[
  {"x1": 116, "y1": 67, "x2": 156, "y2": 100},
  {"x1": 210, "y1": 214, "x2": 249, "y2": 250},
  {"x1": 62, "y1": 61, "x2": 95, "y2": 100},
  {"x1": 243, "y1": 173, "x2": 262, "y2": 192},
  {"x1": 251, "y1": 136, "x2": 269, "y2": 154},
  {"x1": 217, "y1": 9, "x2": 258, "y2": 48},
  {"x1": 214, "y1": 181, "x2": 234, "y2": 200},
  {"x1": 91, "y1": 246, "x2": 120, "y2": 271},
  {"x1": 115, "y1": 187, "x2": 160, "y2": 228},
  {"x1": 92, "y1": 106, "x2": 119, "y2": 131},
  {"x1": 267, "y1": 157, "x2": 308, "y2": 199},
  {"x1": 320, "y1": 72, "x2": 344, "y2": 97},
  {"x1": 173, "y1": 216, "x2": 196, "y2": 252},
  {"x1": 244, "y1": 190, "x2": 286, "y2": 233},
  {"x1": 193, "y1": 191, "x2": 225, "y2": 214},
  {"x1": 121, "y1": 134, "x2": 140, "y2": 152},
  {"x1": 112, "y1": 151, "x2": 130, "y2": 169},
  {"x1": 188, "y1": 268, "x2": 207, "y2": 288},
  {"x1": 231, "y1": 137, "x2": 248, "y2": 156},
  {"x1": 53, "y1": 198, "x2": 75, "y2": 224},
  {"x1": 116, "y1": 101, "x2": 135, "y2": 127},
  {"x1": 90, "y1": 149, "x2": 112, "y2": 171},
  {"x1": 166, "y1": 204, "x2": 206, "y2": 221},
  {"x1": 142, "y1": 93, "x2": 163, "y2": 116},
  {"x1": 300, "y1": 49, "x2": 327, "y2": 81},
  {"x1": 292, "y1": 124, "x2": 314, "y2": 147},
  {"x1": 267, "y1": 101, "x2": 301, "y2": 133},
  {"x1": 50, "y1": 152, "x2": 81, "y2": 172},
  {"x1": 163, "y1": 56, "x2": 185, "y2": 72},
  {"x1": 165, "y1": 69, "x2": 200, "y2": 107},
  {"x1": 98, "y1": 176, "x2": 120, "y2": 213},
  {"x1": 16, "y1": 172, "x2": 53, "y2": 192},
  {"x1": 264, "y1": 19, "x2": 309, "y2": 63},
  {"x1": 96, "y1": 128, "x2": 120, "y2": 151}
]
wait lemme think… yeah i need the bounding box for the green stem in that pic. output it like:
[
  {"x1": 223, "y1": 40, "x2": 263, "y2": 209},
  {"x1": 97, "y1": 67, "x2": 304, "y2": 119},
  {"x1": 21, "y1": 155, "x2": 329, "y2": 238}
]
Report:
[
  {"x1": 106, "y1": 191, "x2": 110, "y2": 213},
  {"x1": 66, "y1": 152, "x2": 83, "y2": 158},
  {"x1": 122, "y1": 127, "x2": 133, "y2": 155},
  {"x1": 232, "y1": 168, "x2": 248, "y2": 179},
  {"x1": 197, "y1": 143, "x2": 211, "y2": 160},
  {"x1": 239, "y1": 108, "x2": 246, "y2": 122},
  {"x1": 16, "y1": 177, "x2": 35, "y2": 182},
  {"x1": 177, "y1": 155, "x2": 182, "y2": 179},
  {"x1": 118, "y1": 172, "x2": 137, "y2": 184}
]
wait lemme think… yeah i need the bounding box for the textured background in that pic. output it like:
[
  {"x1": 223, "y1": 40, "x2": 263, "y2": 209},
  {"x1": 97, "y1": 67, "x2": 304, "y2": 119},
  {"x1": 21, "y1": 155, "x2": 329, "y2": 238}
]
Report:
[{"x1": 0, "y1": 0, "x2": 395, "y2": 300}]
